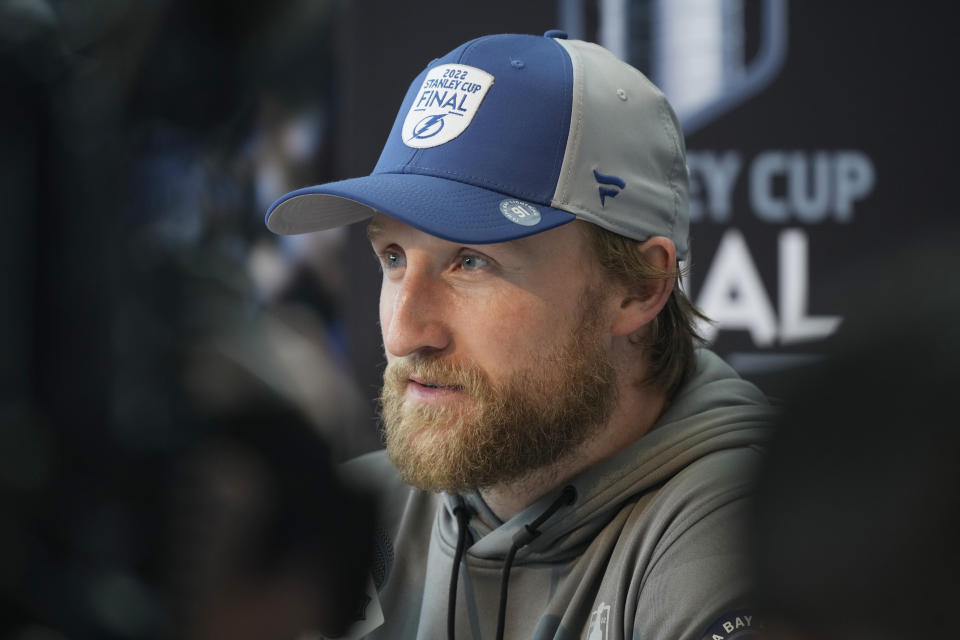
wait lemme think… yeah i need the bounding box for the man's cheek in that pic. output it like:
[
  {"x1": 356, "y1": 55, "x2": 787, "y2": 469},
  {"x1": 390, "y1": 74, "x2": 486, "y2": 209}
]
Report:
[{"x1": 378, "y1": 298, "x2": 393, "y2": 349}]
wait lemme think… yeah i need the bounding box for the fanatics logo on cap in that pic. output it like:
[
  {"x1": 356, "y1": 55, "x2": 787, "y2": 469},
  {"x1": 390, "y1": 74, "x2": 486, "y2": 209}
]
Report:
[
  {"x1": 402, "y1": 64, "x2": 494, "y2": 148},
  {"x1": 593, "y1": 169, "x2": 626, "y2": 207}
]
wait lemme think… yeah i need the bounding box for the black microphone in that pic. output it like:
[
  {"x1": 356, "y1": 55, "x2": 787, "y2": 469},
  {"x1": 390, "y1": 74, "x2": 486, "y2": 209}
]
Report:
[{"x1": 371, "y1": 526, "x2": 394, "y2": 592}]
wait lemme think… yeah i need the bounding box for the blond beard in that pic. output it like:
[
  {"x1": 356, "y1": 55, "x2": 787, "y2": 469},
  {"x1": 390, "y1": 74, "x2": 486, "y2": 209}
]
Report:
[{"x1": 378, "y1": 288, "x2": 618, "y2": 493}]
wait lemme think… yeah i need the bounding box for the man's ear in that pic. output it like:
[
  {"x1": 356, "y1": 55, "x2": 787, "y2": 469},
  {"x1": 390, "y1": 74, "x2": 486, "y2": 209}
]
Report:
[{"x1": 609, "y1": 236, "x2": 677, "y2": 338}]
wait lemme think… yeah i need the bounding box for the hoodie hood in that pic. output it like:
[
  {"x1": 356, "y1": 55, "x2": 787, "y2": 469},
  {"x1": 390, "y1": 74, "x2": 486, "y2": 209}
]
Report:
[{"x1": 438, "y1": 348, "x2": 773, "y2": 563}]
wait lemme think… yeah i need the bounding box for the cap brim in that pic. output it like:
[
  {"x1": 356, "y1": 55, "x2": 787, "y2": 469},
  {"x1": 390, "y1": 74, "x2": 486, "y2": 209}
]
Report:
[{"x1": 265, "y1": 173, "x2": 576, "y2": 244}]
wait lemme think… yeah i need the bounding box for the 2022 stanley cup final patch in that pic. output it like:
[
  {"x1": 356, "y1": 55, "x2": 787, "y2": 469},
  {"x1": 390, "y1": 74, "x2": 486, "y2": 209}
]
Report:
[
  {"x1": 700, "y1": 610, "x2": 762, "y2": 639},
  {"x1": 402, "y1": 64, "x2": 494, "y2": 148}
]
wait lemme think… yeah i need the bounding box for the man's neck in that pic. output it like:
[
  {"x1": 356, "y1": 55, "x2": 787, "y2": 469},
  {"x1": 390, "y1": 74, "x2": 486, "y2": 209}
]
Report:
[{"x1": 479, "y1": 381, "x2": 667, "y2": 522}]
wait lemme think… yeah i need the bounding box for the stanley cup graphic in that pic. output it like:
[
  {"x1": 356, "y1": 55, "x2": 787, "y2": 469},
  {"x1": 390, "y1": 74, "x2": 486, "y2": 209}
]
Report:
[{"x1": 564, "y1": 0, "x2": 788, "y2": 135}]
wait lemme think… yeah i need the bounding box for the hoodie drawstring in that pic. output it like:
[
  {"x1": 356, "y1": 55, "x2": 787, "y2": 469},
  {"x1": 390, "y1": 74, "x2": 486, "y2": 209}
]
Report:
[
  {"x1": 448, "y1": 497, "x2": 471, "y2": 640},
  {"x1": 446, "y1": 486, "x2": 577, "y2": 640},
  {"x1": 495, "y1": 485, "x2": 577, "y2": 640}
]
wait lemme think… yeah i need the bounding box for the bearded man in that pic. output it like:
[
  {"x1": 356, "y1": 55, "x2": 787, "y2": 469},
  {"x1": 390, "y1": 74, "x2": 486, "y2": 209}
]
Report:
[{"x1": 266, "y1": 31, "x2": 773, "y2": 640}]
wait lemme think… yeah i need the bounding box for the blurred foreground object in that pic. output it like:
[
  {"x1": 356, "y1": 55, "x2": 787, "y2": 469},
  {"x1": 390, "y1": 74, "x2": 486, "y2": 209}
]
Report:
[
  {"x1": 164, "y1": 393, "x2": 376, "y2": 640},
  {"x1": 2, "y1": 351, "x2": 376, "y2": 640},
  {"x1": 752, "y1": 228, "x2": 960, "y2": 639},
  {"x1": 0, "y1": 1, "x2": 376, "y2": 635}
]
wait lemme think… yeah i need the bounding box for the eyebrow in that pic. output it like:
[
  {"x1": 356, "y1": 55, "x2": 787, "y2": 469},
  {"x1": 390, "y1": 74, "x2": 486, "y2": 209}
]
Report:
[
  {"x1": 364, "y1": 218, "x2": 534, "y2": 263},
  {"x1": 365, "y1": 220, "x2": 385, "y2": 242}
]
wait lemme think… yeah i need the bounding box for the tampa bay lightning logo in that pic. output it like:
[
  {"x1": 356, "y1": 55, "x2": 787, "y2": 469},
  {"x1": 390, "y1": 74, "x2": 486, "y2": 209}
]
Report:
[
  {"x1": 594, "y1": 169, "x2": 626, "y2": 206},
  {"x1": 409, "y1": 113, "x2": 447, "y2": 141}
]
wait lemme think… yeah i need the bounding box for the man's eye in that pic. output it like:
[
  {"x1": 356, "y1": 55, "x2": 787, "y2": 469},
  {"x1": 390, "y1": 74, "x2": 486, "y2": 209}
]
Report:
[
  {"x1": 459, "y1": 254, "x2": 489, "y2": 271},
  {"x1": 382, "y1": 251, "x2": 405, "y2": 269}
]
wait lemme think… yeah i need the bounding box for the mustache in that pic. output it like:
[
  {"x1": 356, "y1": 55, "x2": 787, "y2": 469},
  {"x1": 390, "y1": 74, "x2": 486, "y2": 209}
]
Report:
[{"x1": 384, "y1": 356, "x2": 489, "y2": 393}]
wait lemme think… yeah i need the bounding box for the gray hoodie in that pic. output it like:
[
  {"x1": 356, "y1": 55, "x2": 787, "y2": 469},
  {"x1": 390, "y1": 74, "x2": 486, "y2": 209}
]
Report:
[{"x1": 343, "y1": 349, "x2": 773, "y2": 639}]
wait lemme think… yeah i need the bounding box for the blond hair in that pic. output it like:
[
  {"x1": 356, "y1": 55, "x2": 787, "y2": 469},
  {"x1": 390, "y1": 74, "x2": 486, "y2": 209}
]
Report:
[{"x1": 582, "y1": 222, "x2": 709, "y2": 399}]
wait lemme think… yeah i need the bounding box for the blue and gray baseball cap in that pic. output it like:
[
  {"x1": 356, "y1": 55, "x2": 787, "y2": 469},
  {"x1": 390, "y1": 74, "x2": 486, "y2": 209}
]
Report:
[{"x1": 265, "y1": 30, "x2": 689, "y2": 259}]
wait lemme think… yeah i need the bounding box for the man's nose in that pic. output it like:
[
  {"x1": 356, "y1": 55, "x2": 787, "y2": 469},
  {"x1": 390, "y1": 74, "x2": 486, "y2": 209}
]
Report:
[{"x1": 382, "y1": 269, "x2": 452, "y2": 358}]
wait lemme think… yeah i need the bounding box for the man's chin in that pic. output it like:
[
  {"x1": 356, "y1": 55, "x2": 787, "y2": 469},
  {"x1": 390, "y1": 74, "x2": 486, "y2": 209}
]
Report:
[
  {"x1": 384, "y1": 425, "x2": 467, "y2": 491},
  {"x1": 387, "y1": 453, "x2": 466, "y2": 493}
]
